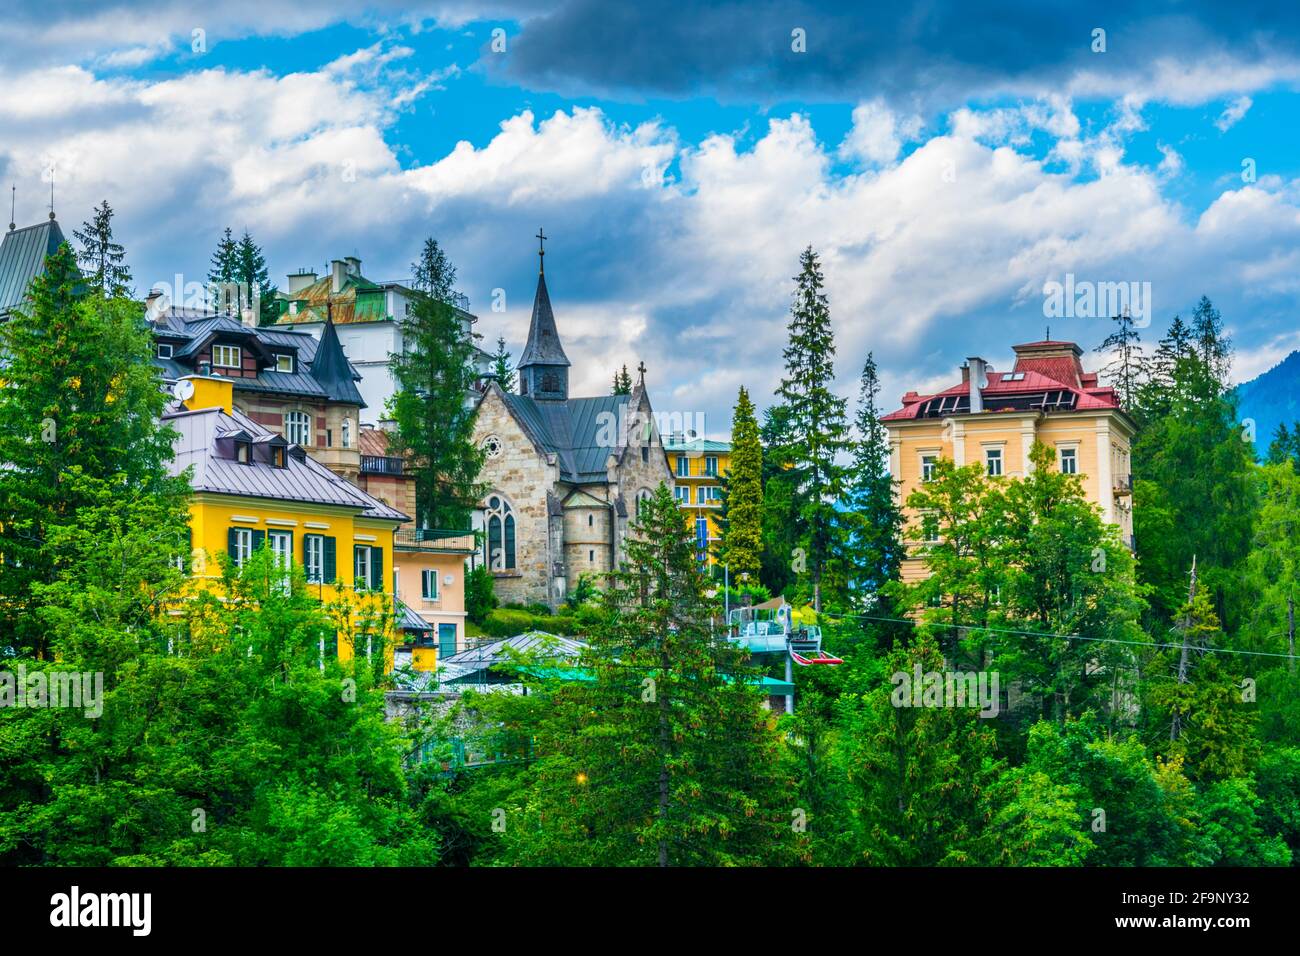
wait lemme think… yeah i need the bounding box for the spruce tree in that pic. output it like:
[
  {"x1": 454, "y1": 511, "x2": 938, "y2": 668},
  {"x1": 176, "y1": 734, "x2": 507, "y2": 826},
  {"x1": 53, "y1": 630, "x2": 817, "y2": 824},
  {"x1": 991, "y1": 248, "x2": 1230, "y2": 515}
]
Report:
[
  {"x1": 207, "y1": 226, "x2": 239, "y2": 310},
  {"x1": 773, "y1": 246, "x2": 849, "y2": 612},
  {"x1": 1094, "y1": 310, "x2": 1144, "y2": 410},
  {"x1": 0, "y1": 240, "x2": 189, "y2": 661},
  {"x1": 72, "y1": 199, "x2": 131, "y2": 299},
  {"x1": 718, "y1": 386, "x2": 763, "y2": 582},
  {"x1": 234, "y1": 229, "x2": 277, "y2": 324},
  {"x1": 612, "y1": 364, "x2": 632, "y2": 395},
  {"x1": 388, "y1": 237, "x2": 486, "y2": 530},
  {"x1": 838, "y1": 353, "x2": 903, "y2": 609},
  {"x1": 502, "y1": 484, "x2": 789, "y2": 866},
  {"x1": 489, "y1": 335, "x2": 515, "y2": 392}
]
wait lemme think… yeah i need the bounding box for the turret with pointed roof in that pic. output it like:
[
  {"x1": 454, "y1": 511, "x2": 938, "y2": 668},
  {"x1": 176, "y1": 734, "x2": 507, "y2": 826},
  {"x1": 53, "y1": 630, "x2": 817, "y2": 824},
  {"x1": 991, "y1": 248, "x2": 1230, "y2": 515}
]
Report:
[
  {"x1": 0, "y1": 216, "x2": 66, "y2": 320},
  {"x1": 311, "y1": 315, "x2": 365, "y2": 406},
  {"x1": 517, "y1": 233, "x2": 570, "y2": 402}
]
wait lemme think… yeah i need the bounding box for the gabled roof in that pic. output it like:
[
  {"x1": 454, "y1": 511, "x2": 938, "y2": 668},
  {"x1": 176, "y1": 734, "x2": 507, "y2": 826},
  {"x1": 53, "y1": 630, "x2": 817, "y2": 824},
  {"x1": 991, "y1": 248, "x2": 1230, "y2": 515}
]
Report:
[
  {"x1": 517, "y1": 272, "x2": 570, "y2": 369},
  {"x1": 499, "y1": 389, "x2": 629, "y2": 483},
  {"x1": 151, "y1": 306, "x2": 365, "y2": 406},
  {"x1": 0, "y1": 218, "x2": 66, "y2": 318},
  {"x1": 163, "y1": 402, "x2": 406, "y2": 520}
]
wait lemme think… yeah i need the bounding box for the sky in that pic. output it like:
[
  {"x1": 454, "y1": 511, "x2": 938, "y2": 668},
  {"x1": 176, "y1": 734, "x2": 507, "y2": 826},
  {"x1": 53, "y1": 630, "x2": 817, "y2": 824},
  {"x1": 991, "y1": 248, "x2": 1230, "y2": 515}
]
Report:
[{"x1": 4, "y1": 1, "x2": 1300, "y2": 437}]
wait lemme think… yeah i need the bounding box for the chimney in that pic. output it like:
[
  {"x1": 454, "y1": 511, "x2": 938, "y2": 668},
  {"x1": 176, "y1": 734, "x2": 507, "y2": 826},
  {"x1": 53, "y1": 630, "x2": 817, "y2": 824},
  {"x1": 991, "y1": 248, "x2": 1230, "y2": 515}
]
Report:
[
  {"x1": 960, "y1": 361, "x2": 970, "y2": 385},
  {"x1": 240, "y1": 306, "x2": 257, "y2": 328},
  {"x1": 331, "y1": 259, "x2": 348, "y2": 294},
  {"x1": 967, "y1": 357, "x2": 987, "y2": 414},
  {"x1": 145, "y1": 288, "x2": 165, "y2": 322},
  {"x1": 286, "y1": 269, "x2": 317, "y2": 295}
]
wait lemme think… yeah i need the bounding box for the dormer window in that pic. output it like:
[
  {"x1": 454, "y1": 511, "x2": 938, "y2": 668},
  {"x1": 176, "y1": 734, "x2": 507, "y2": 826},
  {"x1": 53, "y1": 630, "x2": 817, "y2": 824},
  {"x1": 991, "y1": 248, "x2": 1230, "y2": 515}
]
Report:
[
  {"x1": 157, "y1": 343, "x2": 173, "y2": 359},
  {"x1": 275, "y1": 354, "x2": 295, "y2": 374},
  {"x1": 236, "y1": 440, "x2": 252, "y2": 464},
  {"x1": 212, "y1": 344, "x2": 241, "y2": 369},
  {"x1": 272, "y1": 446, "x2": 286, "y2": 468}
]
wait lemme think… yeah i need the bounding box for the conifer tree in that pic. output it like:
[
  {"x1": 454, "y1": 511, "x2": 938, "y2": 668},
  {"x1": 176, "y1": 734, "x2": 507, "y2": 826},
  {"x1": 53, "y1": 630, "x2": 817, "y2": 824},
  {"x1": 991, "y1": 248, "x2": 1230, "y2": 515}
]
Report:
[
  {"x1": 837, "y1": 353, "x2": 903, "y2": 609},
  {"x1": 388, "y1": 237, "x2": 486, "y2": 530},
  {"x1": 503, "y1": 484, "x2": 788, "y2": 866},
  {"x1": 489, "y1": 335, "x2": 515, "y2": 392},
  {"x1": 72, "y1": 199, "x2": 131, "y2": 299},
  {"x1": 773, "y1": 246, "x2": 849, "y2": 612},
  {"x1": 718, "y1": 386, "x2": 763, "y2": 582},
  {"x1": 1094, "y1": 310, "x2": 1144, "y2": 410},
  {"x1": 0, "y1": 240, "x2": 189, "y2": 660},
  {"x1": 612, "y1": 364, "x2": 632, "y2": 395},
  {"x1": 235, "y1": 230, "x2": 277, "y2": 324},
  {"x1": 207, "y1": 226, "x2": 239, "y2": 308}
]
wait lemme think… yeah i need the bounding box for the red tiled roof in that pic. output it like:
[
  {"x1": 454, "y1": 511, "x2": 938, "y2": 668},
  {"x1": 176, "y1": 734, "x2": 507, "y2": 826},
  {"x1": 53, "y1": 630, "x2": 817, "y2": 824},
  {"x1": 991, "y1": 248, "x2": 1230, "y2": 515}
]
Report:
[{"x1": 881, "y1": 364, "x2": 1121, "y2": 422}]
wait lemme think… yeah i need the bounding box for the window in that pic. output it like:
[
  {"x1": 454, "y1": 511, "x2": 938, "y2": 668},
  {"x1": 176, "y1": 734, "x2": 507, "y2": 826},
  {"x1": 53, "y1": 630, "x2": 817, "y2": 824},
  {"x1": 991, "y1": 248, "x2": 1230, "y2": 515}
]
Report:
[
  {"x1": 704, "y1": 456, "x2": 718, "y2": 476},
  {"x1": 271, "y1": 446, "x2": 286, "y2": 468},
  {"x1": 354, "y1": 546, "x2": 372, "y2": 589},
  {"x1": 285, "y1": 411, "x2": 311, "y2": 446},
  {"x1": 275, "y1": 353, "x2": 295, "y2": 373},
  {"x1": 304, "y1": 534, "x2": 330, "y2": 583},
  {"x1": 676, "y1": 456, "x2": 689, "y2": 478},
  {"x1": 920, "y1": 512, "x2": 940, "y2": 544},
  {"x1": 268, "y1": 530, "x2": 292, "y2": 591},
  {"x1": 484, "y1": 495, "x2": 516, "y2": 571},
  {"x1": 341, "y1": 417, "x2": 352, "y2": 449},
  {"x1": 674, "y1": 486, "x2": 690, "y2": 504},
  {"x1": 437, "y1": 623, "x2": 457, "y2": 658},
  {"x1": 921, "y1": 454, "x2": 938, "y2": 483},
  {"x1": 212, "y1": 344, "x2": 241, "y2": 368},
  {"x1": 157, "y1": 343, "x2": 173, "y2": 359},
  {"x1": 228, "y1": 527, "x2": 262, "y2": 568},
  {"x1": 1059, "y1": 447, "x2": 1078, "y2": 475},
  {"x1": 704, "y1": 485, "x2": 722, "y2": 502},
  {"x1": 641, "y1": 445, "x2": 649, "y2": 463},
  {"x1": 587, "y1": 514, "x2": 594, "y2": 527},
  {"x1": 421, "y1": 568, "x2": 439, "y2": 600},
  {"x1": 588, "y1": 549, "x2": 595, "y2": 562},
  {"x1": 985, "y1": 448, "x2": 1003, "y2": 477},
  {"x1": 635, "y1": 489, "x2": 653, "y2": 519},
  {"x1": 236, "y1": 441, "x2": 252, "y2": 464}
]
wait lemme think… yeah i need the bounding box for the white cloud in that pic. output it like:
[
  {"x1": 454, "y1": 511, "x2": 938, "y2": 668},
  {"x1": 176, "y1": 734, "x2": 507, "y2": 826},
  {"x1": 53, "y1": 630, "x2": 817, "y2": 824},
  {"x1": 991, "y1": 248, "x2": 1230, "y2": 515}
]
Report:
[
  {"x1": 1215, "y1": 94, "x2": 1253, "y2": 131},
  {"x1": 839, "y1": 99, "x2": 923, "y2": 165}
]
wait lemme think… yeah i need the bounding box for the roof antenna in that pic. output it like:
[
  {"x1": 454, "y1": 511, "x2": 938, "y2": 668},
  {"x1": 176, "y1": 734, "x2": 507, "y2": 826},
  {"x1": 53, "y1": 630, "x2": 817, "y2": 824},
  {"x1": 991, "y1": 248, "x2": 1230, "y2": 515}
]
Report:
[
  {"x1": 9, "y1": 185, "x2": 15, "y2": 232},
  {"x1": 1045, "y1": 324, "x2": 1050, "y2": 341},
  {"x1": 48, "y1": 166, "x2": 55, "y2": 220}
]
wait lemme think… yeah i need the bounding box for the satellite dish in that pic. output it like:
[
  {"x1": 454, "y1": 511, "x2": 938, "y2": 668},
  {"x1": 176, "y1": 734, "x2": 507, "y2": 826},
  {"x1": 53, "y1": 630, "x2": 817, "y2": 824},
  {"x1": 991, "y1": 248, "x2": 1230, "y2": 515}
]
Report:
[{"x1": 172, "y1": 379, "x2": 195, "y2": 403}]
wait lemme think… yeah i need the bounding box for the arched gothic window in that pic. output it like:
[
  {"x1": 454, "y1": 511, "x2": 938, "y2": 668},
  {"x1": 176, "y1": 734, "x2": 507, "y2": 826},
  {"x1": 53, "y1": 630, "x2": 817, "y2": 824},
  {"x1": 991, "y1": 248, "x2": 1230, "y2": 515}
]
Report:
[{"x1": 484, "y1": 494, "x2": 516, "y2": 571}]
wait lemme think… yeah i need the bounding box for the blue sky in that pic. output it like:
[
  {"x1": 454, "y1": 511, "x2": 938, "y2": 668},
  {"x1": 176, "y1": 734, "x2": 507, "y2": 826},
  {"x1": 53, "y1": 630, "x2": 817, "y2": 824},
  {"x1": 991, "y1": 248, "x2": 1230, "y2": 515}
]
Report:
[{"x1": 4, "y1": 1, "x2": 1300, "y2": 435}]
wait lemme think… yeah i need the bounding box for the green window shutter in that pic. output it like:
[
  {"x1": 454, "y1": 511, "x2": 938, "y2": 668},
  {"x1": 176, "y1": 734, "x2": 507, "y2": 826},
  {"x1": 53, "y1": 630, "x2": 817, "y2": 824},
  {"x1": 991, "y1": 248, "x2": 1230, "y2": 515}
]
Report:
[
  {"x1": 182, "y1": 527, "x2": 192, "y2": 573},
  {"x1": 227, "y1": 527, "x2": 239, "y2": 560},
  {"x1": 323, "y1": 536, "x2": 337, "y2": 584},
  {"x1": 251, "y1": 529, "x2": 265, "y2": 552},
  {"x1": 370, "y1": 546, "x2": 384, "y2": 592}
]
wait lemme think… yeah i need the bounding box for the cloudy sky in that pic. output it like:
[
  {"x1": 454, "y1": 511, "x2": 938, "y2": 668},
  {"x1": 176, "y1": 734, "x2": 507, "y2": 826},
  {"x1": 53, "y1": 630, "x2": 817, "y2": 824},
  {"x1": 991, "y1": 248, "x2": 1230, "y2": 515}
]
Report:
[{"x1": 4, "y1": 1, "x2": 1300, "y2": 435}]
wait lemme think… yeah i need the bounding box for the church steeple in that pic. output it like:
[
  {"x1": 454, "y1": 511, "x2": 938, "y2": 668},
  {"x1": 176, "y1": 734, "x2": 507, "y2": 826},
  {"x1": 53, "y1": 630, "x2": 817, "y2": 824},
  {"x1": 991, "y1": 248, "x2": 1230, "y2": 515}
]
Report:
[{"x1": 517, "y1": 229, "x2": 571, "y2": 401}]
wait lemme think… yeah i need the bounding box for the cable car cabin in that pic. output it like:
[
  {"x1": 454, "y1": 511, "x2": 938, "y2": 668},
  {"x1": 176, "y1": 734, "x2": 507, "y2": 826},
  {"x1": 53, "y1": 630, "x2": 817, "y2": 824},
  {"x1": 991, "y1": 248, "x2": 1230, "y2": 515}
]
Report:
[
  {"x1": 726, "y1": 605, "x2": 843, "y2": 664},
  {"x1": 788, "y1": 625, "x2": 843, "y2": 666}
]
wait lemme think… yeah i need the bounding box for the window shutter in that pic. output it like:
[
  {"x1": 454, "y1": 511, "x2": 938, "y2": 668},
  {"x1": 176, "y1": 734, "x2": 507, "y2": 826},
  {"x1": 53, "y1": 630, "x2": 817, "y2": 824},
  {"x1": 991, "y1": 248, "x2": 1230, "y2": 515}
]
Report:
[
  {"x1": 227, "y1": 527, "x2": 238, "y2": 559},
  {"x1": 251, "y1": 529, "x2": 265, "y2": 553},
  {"x1": 323, "y1": 536, "x2": 336, "y2": 583},
  {"x1": 370, "y1": 546, "x2": 384, "y2": 591},
  {"x1": 183, "y1": 527, "x2": 192, "y2": 573}
]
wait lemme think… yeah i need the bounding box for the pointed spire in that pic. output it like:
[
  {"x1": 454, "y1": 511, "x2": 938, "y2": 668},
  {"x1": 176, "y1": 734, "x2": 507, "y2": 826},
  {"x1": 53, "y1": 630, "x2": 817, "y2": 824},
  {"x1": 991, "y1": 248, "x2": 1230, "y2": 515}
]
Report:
[
  {"x1": 311, "y1": 314, "x2": 365, "y2": 407},
  {"x1": 517, "y1": 237, "x2": 571, "y2": 401}
]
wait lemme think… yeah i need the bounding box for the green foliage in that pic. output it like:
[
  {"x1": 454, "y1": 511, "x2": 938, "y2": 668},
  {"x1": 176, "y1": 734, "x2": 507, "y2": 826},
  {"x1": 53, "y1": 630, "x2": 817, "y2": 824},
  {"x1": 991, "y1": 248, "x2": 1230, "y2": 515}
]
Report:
[
  {"x1": 387, "y1": 237, "x2": 486, "y2": 529},
  {"x1": 489, "y1": 335, "x2": 515, "y2": 392},
  {"x1": 72, "y1": 199, "x2": 132, "y2": 299},
  {"x1": 718, "y1": 385, "x2": 763, "y2": 581},
  {"x1": 465, "y1": 564, "x2": 498, "y2": 625},
  {"x1": 611, "y1": 363, "x2": 632, "y2": 395}
]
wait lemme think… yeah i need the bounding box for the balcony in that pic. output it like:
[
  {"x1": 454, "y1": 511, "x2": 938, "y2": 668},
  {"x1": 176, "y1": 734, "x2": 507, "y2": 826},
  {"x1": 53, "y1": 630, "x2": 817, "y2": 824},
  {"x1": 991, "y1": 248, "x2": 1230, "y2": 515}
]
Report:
[
  {"x1": 361, "y1": 455, "x2": 405, "y2": 476},
  {"x1": 394, "y1": 528, "x2": 477, "y2": 552},
  {"x1": 1113, "y1": 474, "x2": 1133, "y2": 496}
]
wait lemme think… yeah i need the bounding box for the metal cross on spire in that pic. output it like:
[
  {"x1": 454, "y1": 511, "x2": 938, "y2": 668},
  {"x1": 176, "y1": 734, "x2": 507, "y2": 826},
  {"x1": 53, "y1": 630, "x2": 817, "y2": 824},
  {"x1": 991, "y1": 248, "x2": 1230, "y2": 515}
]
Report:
[
  {"x1": 637, "y1": 360, "x2": 647, "y2": 388},
  {"x1": 536, "y1": 227, "x2": 547, "y2": 274}
]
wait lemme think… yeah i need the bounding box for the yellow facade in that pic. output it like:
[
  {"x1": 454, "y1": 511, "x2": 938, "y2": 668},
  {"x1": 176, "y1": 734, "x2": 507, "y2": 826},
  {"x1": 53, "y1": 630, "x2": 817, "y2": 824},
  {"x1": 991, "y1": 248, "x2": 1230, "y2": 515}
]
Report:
[
  {"x1": 884, "y1": 342, "x2": 1136, "y2": 585},
  {"x1": 664, "y1": 438, "x2": 731, "y2": 566},
  {"x1": 174, "y1": 377, "x2": 408, "y2": 669}
]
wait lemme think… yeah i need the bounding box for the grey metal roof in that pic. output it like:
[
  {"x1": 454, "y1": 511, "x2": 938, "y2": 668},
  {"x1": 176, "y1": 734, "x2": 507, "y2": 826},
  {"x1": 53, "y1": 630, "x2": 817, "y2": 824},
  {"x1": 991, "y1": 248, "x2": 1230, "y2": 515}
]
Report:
[
  {"x1": 441, "y1": 632, "x2": 586, "y2": 668},
  {"x1": 164, "y1": 402, "x2": 407, "y2": 520},
  {"x1": 0, "y1": 219, "x2": 67, "y2": 318},
  {"x1": 517, "y1": 272, "x2": 570, "y2": 369},
  {"x1": 501, "y1": 392, "x2": 627, "y2": 483},
  {"x1": 397, "y1": 602, "x2": 431, "y2": 633},
  {"x1": 151, "y1": 306, "x2": 365, "y2": 405}
]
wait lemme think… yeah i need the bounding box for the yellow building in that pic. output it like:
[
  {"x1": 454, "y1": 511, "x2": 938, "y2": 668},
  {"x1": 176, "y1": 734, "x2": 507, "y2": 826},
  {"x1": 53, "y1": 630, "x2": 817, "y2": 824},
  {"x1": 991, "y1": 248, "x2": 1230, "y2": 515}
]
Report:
[
  {"x1": 881, "y1": 340, "x2": 1137, "y2": 584},
  {"x1": 392, "y1": 528, "x2": 478, "y2": 669},
  {"x1": 165, "y1": 374, "x2": 421, "y2": 668},
  {"x1": 663, "y1": 435, "x2": 732, "y2": 566}
]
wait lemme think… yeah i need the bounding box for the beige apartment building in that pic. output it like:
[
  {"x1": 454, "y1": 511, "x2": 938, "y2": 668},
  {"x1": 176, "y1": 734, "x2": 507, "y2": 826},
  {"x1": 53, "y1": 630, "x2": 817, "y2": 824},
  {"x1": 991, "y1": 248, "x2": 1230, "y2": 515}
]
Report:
[{"x1": 881, "y1": 340, "x2": 1137, "y2": 584}]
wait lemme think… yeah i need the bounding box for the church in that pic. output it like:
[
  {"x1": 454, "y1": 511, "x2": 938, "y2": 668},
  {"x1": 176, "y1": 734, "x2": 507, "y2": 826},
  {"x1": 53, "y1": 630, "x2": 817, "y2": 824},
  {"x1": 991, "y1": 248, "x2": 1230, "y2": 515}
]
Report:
[{"x1": 471, "y1": 237, "x2": 673, "y2": 609}]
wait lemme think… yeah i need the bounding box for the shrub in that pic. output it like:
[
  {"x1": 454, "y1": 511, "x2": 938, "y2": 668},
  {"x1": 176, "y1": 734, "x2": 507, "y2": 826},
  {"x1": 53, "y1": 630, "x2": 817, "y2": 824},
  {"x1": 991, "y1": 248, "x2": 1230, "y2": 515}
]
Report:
[{"x1": 465, "y1": 565, "x2": 498, "y2": 625}]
